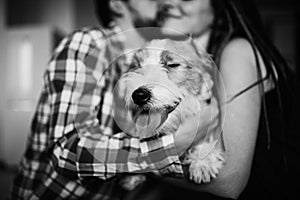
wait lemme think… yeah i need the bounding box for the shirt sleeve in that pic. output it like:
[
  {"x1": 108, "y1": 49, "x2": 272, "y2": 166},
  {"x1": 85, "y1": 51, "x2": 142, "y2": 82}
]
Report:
[{"x1": 46, "y1": 30, "x2": 183, "y2": 180}]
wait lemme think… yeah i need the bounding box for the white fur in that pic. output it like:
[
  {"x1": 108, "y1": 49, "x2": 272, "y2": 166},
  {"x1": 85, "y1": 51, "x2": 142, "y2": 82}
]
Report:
[{"x1": 116, "y1": 39, "x2": 225, "y2": 189}]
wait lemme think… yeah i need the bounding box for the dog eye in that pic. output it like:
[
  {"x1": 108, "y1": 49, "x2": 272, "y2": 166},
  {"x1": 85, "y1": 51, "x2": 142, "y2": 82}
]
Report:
[
  {"x1": 167, "y1": 63, "x2": 181, "y2": 68},
  {"x1": 129, "y1": 62, "x2": 141, "y2": 70}
]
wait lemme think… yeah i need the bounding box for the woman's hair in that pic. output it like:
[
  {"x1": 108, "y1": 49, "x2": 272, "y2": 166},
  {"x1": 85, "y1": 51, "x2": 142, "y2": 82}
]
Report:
[
  {"x1": 94, "y1": 0, "x2": 128, "y2": 28},
  {"x1": 208, "y1": 0, "x2": 294, "y2": 165}
]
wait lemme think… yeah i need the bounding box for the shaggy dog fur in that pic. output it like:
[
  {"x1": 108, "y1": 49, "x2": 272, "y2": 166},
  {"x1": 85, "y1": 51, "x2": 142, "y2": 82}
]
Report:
[{"x1": 114, "y1": 39, "x2": 224, "y2": 190}]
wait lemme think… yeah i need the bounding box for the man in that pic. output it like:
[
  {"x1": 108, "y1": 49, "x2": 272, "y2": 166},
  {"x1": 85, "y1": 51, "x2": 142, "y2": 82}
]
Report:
[{"x1": 10, "y1": 0, "x2": 214, "y2": 199}]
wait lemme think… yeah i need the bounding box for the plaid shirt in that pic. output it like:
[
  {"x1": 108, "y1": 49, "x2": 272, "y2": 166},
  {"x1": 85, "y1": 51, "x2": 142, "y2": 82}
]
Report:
[{"x1": 10, "y1": 26, "x2": 183, "y2": 200}]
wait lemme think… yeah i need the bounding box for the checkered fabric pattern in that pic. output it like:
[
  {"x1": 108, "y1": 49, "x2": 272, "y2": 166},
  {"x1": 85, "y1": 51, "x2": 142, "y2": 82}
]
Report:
[{"x1": 10, "y1": 26, "x2": 183, "y2": 200}]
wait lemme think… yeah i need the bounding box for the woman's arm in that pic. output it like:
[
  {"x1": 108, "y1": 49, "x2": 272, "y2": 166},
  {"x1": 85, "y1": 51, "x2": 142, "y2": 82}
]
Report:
[{"x1": 162, "y1": 38, "x2": 264, "y2": 199}]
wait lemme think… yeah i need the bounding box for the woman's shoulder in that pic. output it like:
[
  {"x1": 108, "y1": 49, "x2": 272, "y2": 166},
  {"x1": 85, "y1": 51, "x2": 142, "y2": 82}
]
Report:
[
  {"x1": 219, "y1": 37, "x2": 273, "y2": 93},
  {"x1": 221, "y1": 38, "x2": 254, "y2": 65},
  {"x1": 224, "y1": 38, "x2": 251, "y2": 49},
  {"x1": 219, "y1": 38, "x2": 258, "y2": 86},
  {"x1": 220, "y1": 37, "x2": 267, "y2": 75},
  {"x1": 224, "y1": 38, "x2": 274, "y2": 92}
]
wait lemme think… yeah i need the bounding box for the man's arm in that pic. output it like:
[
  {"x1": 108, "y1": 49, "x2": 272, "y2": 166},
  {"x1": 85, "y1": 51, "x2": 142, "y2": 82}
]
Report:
[{"x1": 46, "y1": 30, "x2": 183, "y2": 180}]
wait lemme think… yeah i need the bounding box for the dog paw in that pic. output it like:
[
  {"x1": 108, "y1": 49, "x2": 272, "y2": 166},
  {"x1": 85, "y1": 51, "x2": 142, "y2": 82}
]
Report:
[
  {"x1": 188, "y1": 150, "x2": 224, "y2": 184},
  {"x1": 119, "y1": 175, "x2": 146, "y2": 191}
]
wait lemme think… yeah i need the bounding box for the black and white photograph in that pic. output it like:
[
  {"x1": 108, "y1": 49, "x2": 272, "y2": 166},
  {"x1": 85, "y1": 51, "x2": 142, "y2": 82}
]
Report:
[{"x1": 0, "y1": 0, "x2": 299, "y2": 199}]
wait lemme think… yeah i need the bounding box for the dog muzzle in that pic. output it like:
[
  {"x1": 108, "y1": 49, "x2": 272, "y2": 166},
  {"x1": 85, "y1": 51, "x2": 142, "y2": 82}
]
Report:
[{"x1": 129, "y1": 87, "x2": 180, "y2": 138}]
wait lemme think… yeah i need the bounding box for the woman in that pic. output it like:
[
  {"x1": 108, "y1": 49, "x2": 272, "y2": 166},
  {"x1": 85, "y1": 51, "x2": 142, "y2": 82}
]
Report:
[{"x1": 126, "y1": 0, "x2": 295, "y2": 199}]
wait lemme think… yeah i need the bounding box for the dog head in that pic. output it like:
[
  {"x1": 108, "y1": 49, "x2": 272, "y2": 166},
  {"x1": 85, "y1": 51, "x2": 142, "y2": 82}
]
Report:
[{"x1": 114, "y1": 39, "x2": 214, "y2": 138}]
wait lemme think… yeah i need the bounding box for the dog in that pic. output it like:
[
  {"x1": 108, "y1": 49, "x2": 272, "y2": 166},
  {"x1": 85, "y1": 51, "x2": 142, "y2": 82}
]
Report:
[{"x1": 113, "y1": 39, "x2": 224, "y2": 190}]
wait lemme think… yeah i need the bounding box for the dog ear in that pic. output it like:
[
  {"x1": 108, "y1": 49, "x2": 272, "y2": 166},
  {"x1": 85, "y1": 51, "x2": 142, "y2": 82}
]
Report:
[{"x1": 130, "y1": 49, "x2": 144, "y2": 69}]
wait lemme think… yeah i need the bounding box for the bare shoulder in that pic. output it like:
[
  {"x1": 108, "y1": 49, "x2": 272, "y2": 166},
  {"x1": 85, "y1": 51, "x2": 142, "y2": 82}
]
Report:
[
  {"x1": 218, "y1": 38, "x2": 260, "y2": 96},
  {"x1": 220, "y1": 38, "x2": 255, "y2": 69},
  {"x1": 223, "y1": 38, "x2": 253, "y2": 53}
]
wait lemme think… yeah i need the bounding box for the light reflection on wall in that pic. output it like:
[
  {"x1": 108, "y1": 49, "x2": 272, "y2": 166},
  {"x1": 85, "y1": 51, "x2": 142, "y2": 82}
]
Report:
[
  {"x1": 18, "y1": 36, "x2": 33, "y2": 96},
  {"x1": 3, "y1": 25, "x2": 52, "y2": 164}
]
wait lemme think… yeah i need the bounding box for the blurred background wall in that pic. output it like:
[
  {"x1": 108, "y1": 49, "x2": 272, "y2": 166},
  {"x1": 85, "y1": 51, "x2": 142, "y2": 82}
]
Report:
[
  {"x1": 0, "y1": 0, "x2": 299, "y2": 198},
  {"x1": 0, "y1": 0, "x2": 100, "y2": 166}
]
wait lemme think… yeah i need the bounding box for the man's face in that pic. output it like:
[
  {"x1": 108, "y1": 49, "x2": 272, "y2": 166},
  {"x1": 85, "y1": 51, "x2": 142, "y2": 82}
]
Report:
[{"x1": 126, "y1": 0, "x2": 160, "y2": 28}]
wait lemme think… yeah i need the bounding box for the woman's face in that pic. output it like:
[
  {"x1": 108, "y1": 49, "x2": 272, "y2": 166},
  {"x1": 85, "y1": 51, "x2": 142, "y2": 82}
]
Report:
[{"x1": 159, "y1": 0, "x2": 214, "y2": 36}]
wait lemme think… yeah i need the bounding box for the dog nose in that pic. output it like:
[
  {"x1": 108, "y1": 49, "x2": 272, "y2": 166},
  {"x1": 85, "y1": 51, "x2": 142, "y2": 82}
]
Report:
[{"x1": 132, "y1": 88, "x2": 151, "y2": 106}]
